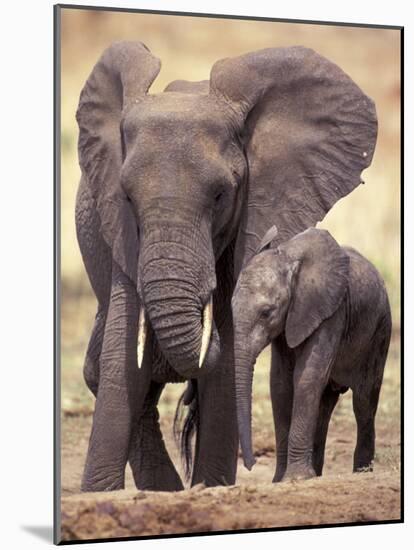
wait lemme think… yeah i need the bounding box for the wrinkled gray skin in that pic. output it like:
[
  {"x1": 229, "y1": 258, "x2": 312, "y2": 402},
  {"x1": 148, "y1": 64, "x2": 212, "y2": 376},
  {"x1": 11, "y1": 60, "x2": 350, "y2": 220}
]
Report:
[
  {"x1": 232, "y1": 227, "x2": 391, "y2": 481},
  {"x1": 75, "y1": 41, "x2": 377, "y2": 491}
]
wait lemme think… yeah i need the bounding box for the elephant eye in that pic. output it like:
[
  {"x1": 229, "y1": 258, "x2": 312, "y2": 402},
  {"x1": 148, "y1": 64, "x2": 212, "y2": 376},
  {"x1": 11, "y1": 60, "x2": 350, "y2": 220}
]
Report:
[
  {"x1": 261, "y1": 307, "x2": 272, "y2": 320},
  {"x1": 215, "y1": 191, "x2": 223, "y2": 203}
]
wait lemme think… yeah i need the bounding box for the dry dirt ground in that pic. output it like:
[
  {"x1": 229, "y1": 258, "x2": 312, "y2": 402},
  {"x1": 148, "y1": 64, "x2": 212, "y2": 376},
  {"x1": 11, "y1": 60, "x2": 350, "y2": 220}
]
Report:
[
  {"x1": 60, "y1": 332, "x2": 401, "y2": 542},
  {"x1": 61, "y1": 472, "x2": 400, "y2": 541},
  {"x1": 61, "y1": 419, "x2": 401, "y2": 542}
]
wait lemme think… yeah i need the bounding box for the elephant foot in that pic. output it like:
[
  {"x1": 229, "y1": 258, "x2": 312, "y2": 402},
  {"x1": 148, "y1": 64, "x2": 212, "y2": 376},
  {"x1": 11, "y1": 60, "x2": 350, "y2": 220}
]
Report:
[
  {"x1": 272, "y1": 466, "x2": 287, "y2": 483},
  {"x1": 81, "y1": 475, "x2": 125, "y2": 493},
  {"x1": 281, "y1": 463, "x2": 316, "y2": 482},
  {"x1": 136, "y1": 464, "x2": 184, "y2": 492}
]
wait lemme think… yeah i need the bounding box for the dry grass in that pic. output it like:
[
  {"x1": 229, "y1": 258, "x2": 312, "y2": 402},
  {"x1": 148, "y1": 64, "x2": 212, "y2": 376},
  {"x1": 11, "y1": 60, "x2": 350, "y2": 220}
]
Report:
[{"x1": 60, "y1": 8, "x2": 400, "y2": 323}]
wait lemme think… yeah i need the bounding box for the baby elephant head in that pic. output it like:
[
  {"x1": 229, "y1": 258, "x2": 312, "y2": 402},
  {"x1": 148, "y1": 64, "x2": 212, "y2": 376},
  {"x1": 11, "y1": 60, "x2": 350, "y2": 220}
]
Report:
[{"x1": 231, "y1": 226, "x2": 350, "y2": 470}]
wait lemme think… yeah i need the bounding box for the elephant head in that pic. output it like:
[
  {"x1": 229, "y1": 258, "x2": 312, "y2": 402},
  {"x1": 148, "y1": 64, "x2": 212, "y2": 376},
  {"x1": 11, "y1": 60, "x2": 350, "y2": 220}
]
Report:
[
  {"x1": 231, "y1": 226, "x2": 350, "y2": 470},
  {"x1": 77, "y1": 42, "x2": 376, "y2": 381}
]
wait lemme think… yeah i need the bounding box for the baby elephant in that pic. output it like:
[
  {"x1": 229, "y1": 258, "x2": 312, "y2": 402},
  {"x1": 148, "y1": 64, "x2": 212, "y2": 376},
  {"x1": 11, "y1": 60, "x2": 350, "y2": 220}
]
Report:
[{"x1": 232, "y1": 226, "x2": 391, "y2": 482}]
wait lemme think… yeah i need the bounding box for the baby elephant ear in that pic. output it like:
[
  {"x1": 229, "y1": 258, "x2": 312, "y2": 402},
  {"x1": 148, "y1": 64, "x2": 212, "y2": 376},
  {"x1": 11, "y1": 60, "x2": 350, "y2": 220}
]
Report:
[
  {"x1": 278, "y1": 228, "x2": 350, "y2": 348},
  {"x1": 211, "y1": 47, "x2": 377, "y2": 276},
  {"x1": 256, "y1": 225, "x2": 279, "y2": 254}
]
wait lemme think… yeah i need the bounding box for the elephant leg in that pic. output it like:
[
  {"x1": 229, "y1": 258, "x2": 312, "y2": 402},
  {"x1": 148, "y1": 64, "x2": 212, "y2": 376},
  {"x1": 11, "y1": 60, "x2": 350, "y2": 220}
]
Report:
[
  {"x1": 312, "y1": 384, "x2": 340, "y2": 476},
  {"x1": 270, "y1": 337, "x2": 294, "y2": 482},
  {"x1": 81, "y1": 261, "x2": 143, "y2": 492},
  {"x1": 352, "y1": 382, "x2": 381, "y2": 472},
  {"x1": 283, "y1": 316, "x2": 342, "y2": 481},
  {"x1": 352, "y1": 323, "x2": 388, "y2": 473},
  {"x1": 128, "y1": 381, "x2": 184, "y2": 491},
  {"x1": 191, "y1": 320, "x2": 238, "y2": 487},
  {"x1": 82, "y1": 302, "x2": 170, "y2": 491},
  {"x1": 83, "y1": 304, "x2": 159, "y2": 488}
]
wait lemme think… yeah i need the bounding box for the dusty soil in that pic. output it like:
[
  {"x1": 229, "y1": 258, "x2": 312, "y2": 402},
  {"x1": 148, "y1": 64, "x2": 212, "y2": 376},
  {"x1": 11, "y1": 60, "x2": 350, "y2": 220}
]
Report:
[
  {"x1": 60, "y1": 403, "x2": 401, "y2": 542},
  {"x1": 61, "y1": 472, "x2": 400, "y2": 541}
]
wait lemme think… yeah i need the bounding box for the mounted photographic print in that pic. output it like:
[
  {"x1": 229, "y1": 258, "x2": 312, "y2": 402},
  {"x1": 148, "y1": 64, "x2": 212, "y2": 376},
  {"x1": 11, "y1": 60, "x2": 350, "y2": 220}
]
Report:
[{"x1": 54, "y1": 4, "x2": 403, "y2": 544}]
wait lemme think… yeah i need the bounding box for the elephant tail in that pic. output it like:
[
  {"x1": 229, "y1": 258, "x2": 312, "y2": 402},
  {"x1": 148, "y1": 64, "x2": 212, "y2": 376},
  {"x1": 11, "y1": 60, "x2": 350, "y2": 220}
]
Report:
[{"x1": 173, "y1": 379, "x2": 199, "y2": 481}]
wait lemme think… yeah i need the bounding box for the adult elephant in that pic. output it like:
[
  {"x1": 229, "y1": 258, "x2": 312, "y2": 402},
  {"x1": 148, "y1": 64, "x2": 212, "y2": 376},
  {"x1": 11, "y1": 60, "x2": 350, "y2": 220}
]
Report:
[{"x1": 75, "y1": 42, "x2": 377, "y2": 492}]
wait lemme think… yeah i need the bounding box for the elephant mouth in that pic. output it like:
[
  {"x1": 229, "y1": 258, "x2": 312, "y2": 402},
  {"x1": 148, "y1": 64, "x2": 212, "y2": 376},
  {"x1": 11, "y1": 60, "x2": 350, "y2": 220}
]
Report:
[{"x1": 137, "y1": 295, "x2": 220, "y2": 380}]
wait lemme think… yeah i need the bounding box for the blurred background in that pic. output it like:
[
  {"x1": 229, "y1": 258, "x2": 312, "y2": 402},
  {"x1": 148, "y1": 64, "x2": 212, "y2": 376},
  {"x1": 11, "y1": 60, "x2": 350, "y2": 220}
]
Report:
[{"x1": 59, "y1": 7, "x2": 401, "y2": 489}]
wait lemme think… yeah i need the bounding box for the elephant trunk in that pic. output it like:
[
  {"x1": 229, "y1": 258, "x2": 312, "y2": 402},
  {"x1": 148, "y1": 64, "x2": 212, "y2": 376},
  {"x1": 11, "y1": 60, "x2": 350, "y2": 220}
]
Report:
[
  {"x1": 139, "y1": 236, "x2": 217, "y2": 378},
  {"x1": 234, "y1": 335, "x2": 256, "y2": 470}
]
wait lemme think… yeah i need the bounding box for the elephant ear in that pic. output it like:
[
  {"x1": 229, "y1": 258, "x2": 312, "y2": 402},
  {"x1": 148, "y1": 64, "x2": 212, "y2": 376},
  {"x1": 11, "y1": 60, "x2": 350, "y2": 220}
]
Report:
[
  {"x1": 164, "y1": 79, "x2": 209, "y2": 93},
  {"x1": 278, "y1": 228, "x2": 350, "y2": 348},
  {"x1": 210, "y1": 47, "x2": 377, "y2": 277},
  {"x1": 76, "y1": 41, "x2": 160, "y2": 281}
]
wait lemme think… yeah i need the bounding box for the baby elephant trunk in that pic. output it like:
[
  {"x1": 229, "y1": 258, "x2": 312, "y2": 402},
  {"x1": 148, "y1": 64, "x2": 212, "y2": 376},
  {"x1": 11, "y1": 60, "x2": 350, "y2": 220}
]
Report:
[{"x1": 234, "y1": 337, "x2": 256, "y2": 471}]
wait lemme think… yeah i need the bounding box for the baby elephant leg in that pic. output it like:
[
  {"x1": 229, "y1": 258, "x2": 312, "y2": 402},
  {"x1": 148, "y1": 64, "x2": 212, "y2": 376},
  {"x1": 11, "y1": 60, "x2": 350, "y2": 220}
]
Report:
[
  {"x1": 129, "y1": 381, "x2": 184, "y2": 491},
  {"x1": 312, "y1": 384, "x2": 341, "y2": 476},
  {"x1": 352, "y1": 329, "x2": 388, "y2": 472},
  {"x1": 283, "y1": 316, "x2": 343, "y2": 481},
  {"x1": 352, "y1": 382, "x2": 382, "y2": 472}
]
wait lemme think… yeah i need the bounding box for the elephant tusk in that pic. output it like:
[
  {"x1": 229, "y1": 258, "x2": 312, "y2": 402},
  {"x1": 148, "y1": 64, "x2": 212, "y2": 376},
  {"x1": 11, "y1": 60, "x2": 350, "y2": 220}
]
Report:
[
  {"x1": 199, "y1": 296, "x2": 213, "y2": 368},
  {"x1": 137, "y1": 307, "x2": 147, "y2": 369}
]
